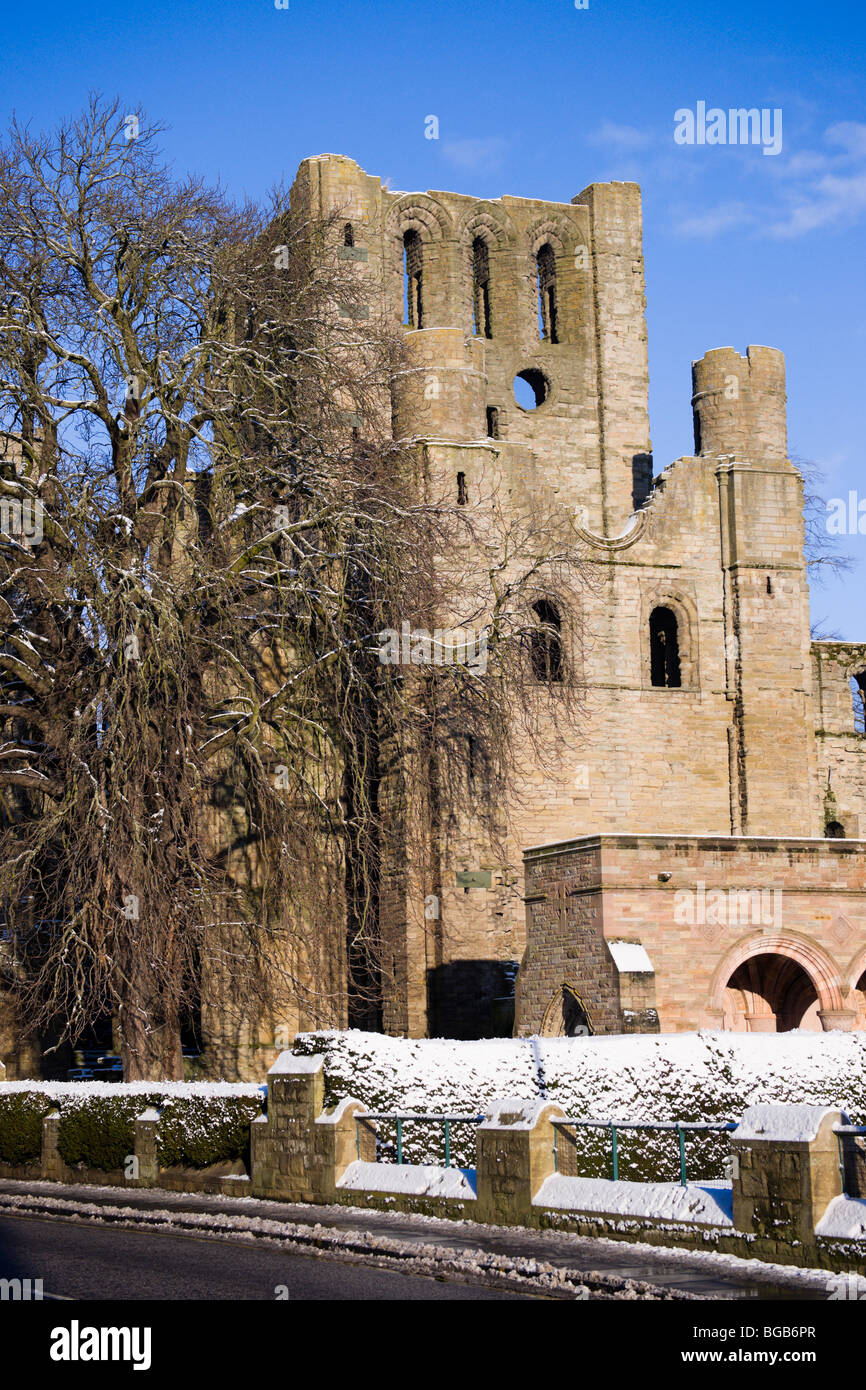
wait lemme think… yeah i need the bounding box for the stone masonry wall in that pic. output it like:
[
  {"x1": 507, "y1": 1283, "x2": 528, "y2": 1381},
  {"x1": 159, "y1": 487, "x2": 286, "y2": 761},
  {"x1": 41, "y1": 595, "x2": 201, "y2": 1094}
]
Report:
[{"x1": 517, "y1": 835, "x2": 866, "y2": 1036}]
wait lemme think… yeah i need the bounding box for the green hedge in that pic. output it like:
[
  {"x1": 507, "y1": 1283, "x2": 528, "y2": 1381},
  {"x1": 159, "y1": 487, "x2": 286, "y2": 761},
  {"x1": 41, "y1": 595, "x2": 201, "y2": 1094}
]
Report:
[
  {"x1": 0, "y1": 1092, "x2": 55, "y2": 1165},
  {"x1": 157, "y1": 1097, "x2": 262, "y2": 1168},
  {"x1": 57, "y1": 1096, "x2": 144, "y2": 1171},
  {"x1": 0, "y1": 1089, "x2": 263, "y2": 1172}
]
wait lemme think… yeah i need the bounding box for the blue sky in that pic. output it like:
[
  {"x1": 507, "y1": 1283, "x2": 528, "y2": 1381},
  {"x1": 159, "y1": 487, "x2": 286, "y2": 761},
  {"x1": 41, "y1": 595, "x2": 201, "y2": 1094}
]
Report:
[{"x1": 3, "y1": 0, "x2": 864, "y2": 635}]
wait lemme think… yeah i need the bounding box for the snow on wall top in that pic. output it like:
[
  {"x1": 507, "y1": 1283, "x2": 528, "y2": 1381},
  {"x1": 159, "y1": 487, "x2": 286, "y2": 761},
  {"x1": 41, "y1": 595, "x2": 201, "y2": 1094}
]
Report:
[
  {"x1": 535, "y1": 1175, "x2": 733, "y2": 1226},
  {"x1": 733, "y1": 1103, "x2": 846, "y2": 1143},
  {"x1": 270, "y1": 1052, "x2": 323, "y2": 1076},
  {"x1": 607, "y1": 940, "x2": 654, "y2": 974},
  {"x1": 478, "y1": 1098, "x2": 561, "y2": 1130},
  {"x1": 816, "y1": 1196, "x2": 866, "y2": 1241},
  {"x1": 0, "y1": 1080, "x2": 261, "y2": 1099},
  {"x1": 338, "y1": 1160, "x2": 476, "y2": 1199}
]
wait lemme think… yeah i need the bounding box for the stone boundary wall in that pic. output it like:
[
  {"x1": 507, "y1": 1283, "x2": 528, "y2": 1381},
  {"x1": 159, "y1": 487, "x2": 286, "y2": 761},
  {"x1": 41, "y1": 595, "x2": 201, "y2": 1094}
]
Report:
[
  {"x1": 0, "y1": 1106, "x2": 252, "y2": 1197},
  {"x1": 2, "y1": 1055, "x2": 865, "y2": 1275}
]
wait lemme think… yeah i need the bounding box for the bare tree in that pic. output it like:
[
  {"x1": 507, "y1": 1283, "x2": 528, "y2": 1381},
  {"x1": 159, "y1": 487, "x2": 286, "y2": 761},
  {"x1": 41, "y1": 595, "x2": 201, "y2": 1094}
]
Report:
[{"x1": 0, "y1": 99, "x2": 589, "y2": 1079}]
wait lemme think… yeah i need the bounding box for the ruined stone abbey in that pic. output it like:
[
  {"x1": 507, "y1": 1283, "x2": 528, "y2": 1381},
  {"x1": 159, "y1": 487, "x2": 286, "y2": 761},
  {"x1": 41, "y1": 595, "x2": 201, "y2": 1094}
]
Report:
[
  {"x1": 6, "y1": 151, "x2": 866, "y2": 1084},
  {"x1": 287, "y1": 154, "x2": 866, "y2": 1052}
]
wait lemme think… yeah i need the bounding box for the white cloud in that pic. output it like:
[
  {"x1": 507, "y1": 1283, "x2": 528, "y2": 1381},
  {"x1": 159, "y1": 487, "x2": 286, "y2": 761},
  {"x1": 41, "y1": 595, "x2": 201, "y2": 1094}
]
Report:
[
  {"x1": 588, "y1": 121, "x2": 654, "y2": 151},
  {"x1": 441, "y1": 137, "x2": 508, "y2": 172},
  {"x1": 672, "y1": 120, "x2": 866, "y2": 239},
  {"x1": 767, "y1": 123, "x2": 866, "y2": 237},
  {"x1": 675, "y1": 201, "x2": 756, "y2": 238}
]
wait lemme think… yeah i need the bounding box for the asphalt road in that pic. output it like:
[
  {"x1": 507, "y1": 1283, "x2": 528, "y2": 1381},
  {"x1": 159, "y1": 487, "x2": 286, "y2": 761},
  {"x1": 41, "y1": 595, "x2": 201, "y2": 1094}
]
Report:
[{"x1": 0, "y1": 1215, "x2": 532, "y2": 1300}]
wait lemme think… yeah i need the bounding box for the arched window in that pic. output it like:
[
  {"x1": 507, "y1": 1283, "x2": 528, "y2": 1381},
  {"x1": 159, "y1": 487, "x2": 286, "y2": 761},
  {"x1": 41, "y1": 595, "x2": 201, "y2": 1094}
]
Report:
[
  {"x1": 649, "y1": 607, "x2": 681, "y2": 688},
  {"x1": 344, "y1": 222, "x2": 355, "y2": 247},
  {"x1": 472, "y1": 237, "x2": 492, "y2": 339},
  {"x1": 852, "y1": 673, "x2": 866, "y2": 733},
  {"x1": 403, "y1": 230, "x2": 423, "y2": 329},
  {"x1": 536, "y1": 243, "x2": 558, "y2": 343},
  {"x1": 531, "y1": 599, "x2": 563, "y2": 682},
  {"x1": 562, "y1": 986, "x2": 592, "y2": 1037},
  {"x1": 826, "y1": 821, "x2": 846, "y2": 839}
]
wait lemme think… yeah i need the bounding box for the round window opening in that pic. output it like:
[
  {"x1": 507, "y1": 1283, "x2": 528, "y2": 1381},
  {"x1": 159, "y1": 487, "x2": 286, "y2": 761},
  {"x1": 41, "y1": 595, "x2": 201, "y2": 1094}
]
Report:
[{"x1": 513, "y1": 369, "x2": 549, "y2": 411}]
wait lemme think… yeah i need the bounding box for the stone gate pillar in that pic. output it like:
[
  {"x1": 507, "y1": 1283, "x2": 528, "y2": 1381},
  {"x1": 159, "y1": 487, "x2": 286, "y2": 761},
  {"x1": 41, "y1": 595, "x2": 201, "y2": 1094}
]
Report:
[
  {"x1": 730, "y1": 1103, "x2": 845, "y2": 1245},
  {"x1": 475, "y1": 1098, "x2": 564, "y2": 1225},
  {"x1": 251, "y1": 1053, "x2": 372, "y2": 1202}
]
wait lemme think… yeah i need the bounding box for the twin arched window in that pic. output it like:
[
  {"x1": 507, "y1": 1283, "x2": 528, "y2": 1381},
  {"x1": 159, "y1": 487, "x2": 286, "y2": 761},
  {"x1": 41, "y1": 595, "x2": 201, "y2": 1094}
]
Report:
[{"x1": 400, "y1": 231, "x2": 564, "y2": 344}]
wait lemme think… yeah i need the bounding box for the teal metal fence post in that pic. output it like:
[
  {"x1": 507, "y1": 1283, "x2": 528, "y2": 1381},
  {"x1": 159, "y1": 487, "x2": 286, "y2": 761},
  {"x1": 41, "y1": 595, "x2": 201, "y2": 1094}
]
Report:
[
  {"x1": 444, "y1": 1120, "x2": 450, "y2": 1169},
  {"x1": 355, "y1": 1117, "x2": 360, "y2": 1160},
  {"x1": 678, "y1": 1124, "x2": 687, "y2": 1186},
  {"x1": 610, "y1": 1123, "x2": 619, "y2": 1182}
]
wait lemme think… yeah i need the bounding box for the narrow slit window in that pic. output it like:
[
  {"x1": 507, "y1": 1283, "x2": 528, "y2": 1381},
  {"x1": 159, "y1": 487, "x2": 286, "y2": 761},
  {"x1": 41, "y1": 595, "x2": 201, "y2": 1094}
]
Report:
[
  {"x1": 486, "y1": 406, "x2": 500, "y2": 439},
  {"x1": 531, "y1": 599, "x2": 563, "y2": 683},
  {"x1": 457, "y1": 471, "x2": 468, "y2": 505},
  {"x1": 826, "y1": 820, "x2": 846, "y2": 838},
  {"x1": 649, "y1": 607, "x2": 682, "y2": 688},
  {"x1": 472, "y1": 237, "x2": 492, "y2": 339},
  {"x1": 344, "y1": 222, "x2": 355, "y2": 247},
  {"x1": 536, "y1": 243, "x2": 558, "y2": 343},
  {"x1": 403, "y1": 230, "x2": 423, "y2": 329}
]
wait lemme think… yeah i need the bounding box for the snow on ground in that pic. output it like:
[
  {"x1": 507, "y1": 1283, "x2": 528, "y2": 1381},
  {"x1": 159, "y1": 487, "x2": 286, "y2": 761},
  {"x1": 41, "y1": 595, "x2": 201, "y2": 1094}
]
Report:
[
  {"x1": 0, "y1": 1187, "x2": 687, "y2": 1300},
  {"x1": 535, "y1": 1176, "x2": 733, "y2": 1225},
  {"x1": 0, "y1": 1179, "x2": 853, "y2": 1297},
  {"x1": 338, "y1": 1161, "x2": 476, "y2": 1199}
]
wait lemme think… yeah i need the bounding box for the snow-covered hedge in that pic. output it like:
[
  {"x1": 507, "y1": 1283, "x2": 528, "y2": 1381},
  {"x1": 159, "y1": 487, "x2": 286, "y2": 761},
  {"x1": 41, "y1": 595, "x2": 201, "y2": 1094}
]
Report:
[
  {"x1": 0, "y1": 1081, "x2": 262, "y2": 1172},
  {"x1": 293, "y1": 1030, "x2": 866, "y2": 1181}
]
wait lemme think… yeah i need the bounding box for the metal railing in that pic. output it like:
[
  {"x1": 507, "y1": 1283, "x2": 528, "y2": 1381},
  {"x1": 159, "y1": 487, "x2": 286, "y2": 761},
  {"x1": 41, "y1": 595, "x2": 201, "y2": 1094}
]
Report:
[
  {"x1": 354, "y1": 1112, "x2": 485, "y2": 1168},
  {"x1": 552, "y1": 1118, "x2": 738, "y2": 1186},
  {"x1": 833, "y1": 1123, "x2": 866, "y2": 1197}
]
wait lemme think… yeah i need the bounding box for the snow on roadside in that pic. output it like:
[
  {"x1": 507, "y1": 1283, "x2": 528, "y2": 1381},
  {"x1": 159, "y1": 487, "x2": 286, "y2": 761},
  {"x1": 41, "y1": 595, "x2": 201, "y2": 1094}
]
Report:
[
  {"x1": 0, "y1": 1178, "x2": 845, "y2": 1294},
  {"x1": 0, "y1": 1189, "x2": 691, "y2": 1300}
]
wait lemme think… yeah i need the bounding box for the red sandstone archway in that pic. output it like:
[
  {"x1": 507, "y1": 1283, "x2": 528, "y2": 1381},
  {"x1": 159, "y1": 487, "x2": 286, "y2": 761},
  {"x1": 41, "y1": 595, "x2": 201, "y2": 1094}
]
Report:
[
  {"x1": 848, "y1": 951, "x2": 866, "y2": 1029},
  {"x1": 708, "y1": 934, "x2": 846, "y2": 1032},
  {"x1": 540, "y1": 983, "x2": 594, "y2": 1037},
  {"x1": 723, "y1": 954, "x2": 820, "y2": 1032}
]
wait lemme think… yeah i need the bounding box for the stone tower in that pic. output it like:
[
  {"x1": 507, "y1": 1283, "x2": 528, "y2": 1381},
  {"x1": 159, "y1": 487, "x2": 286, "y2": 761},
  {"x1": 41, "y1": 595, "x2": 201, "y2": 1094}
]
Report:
[{"x1": 286, "y1": 155, "x2": 866, "y2": 1045}]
